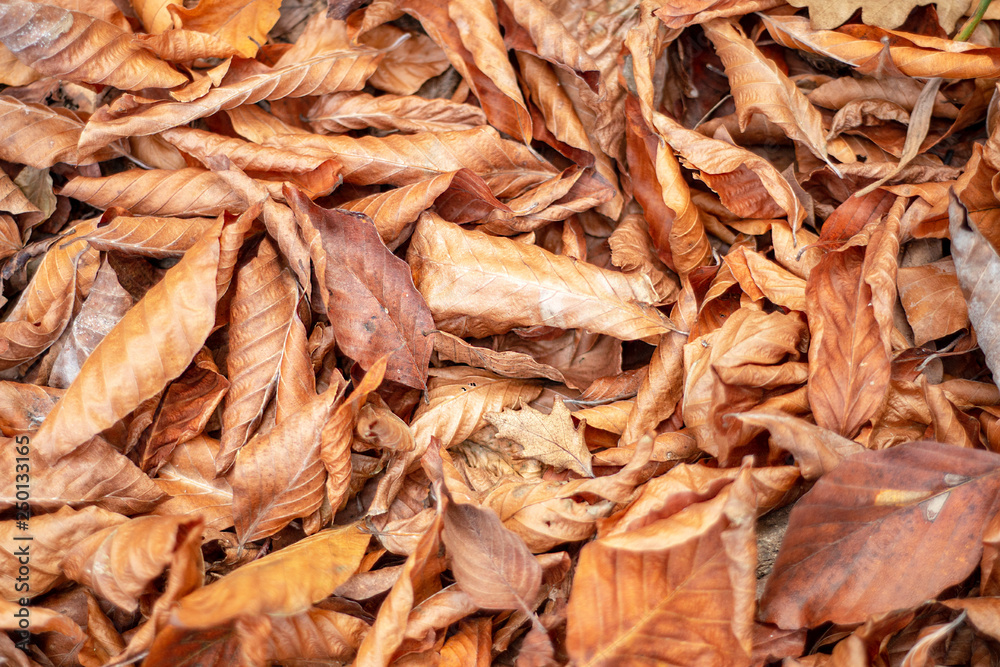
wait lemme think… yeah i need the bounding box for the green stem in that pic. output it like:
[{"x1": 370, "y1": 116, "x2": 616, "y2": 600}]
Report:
[{"x1": 957, "y1": 0, "x2": 995, "y2": 42}]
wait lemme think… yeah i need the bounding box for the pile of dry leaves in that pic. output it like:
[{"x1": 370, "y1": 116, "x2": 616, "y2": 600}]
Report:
[{"x1": 3, "y1": 0, "x2": 1000, "y2": 663}]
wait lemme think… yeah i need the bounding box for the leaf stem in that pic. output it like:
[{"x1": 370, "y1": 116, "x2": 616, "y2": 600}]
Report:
[{"x1": 957, "y1": 0, "x2": 995, "y2": 42}]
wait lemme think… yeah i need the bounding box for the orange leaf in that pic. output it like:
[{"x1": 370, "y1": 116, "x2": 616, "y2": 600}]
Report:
[
  {"x1": 33, "y1": 218, "x2": 222, "y2": 461},
  {"x1": 0, "y1": 0, "x2": 187, "y2": 91}
]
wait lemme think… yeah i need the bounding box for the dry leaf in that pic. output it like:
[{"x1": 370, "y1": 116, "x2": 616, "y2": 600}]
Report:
[
  {"x1": 409, "y1": 212, "x2": 676, "y2": 340},
  {"x1": 485, "y1": 397, "x2": 593, "y2": 477},
  {"x1": 170, "y1": 523, "x2": 370, "y2": 628},
  {"x1": 761, "y1": 442, "x2": 1000, "y2": 628},
  {"x1": 442, "y1": 491, "x2": 542, "y2": 612}
]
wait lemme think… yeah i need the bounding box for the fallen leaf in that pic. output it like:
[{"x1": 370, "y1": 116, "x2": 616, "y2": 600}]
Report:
[
  {"x1": 442, "y1": 492, "x2": 542, "y2": 612},
  {"x1": 486, "y1": 397, "x2": 592, "y2": 477},
  {"x1": 170, "y1": 523, "x2": 370, "y2": 628},
  {"x1": 761, "y1": 441, "x2": 1000, "y2": 628}
]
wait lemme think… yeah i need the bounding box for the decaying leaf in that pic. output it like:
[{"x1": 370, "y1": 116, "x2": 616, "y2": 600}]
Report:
[
  {"x1": 5, "y1": 1, "x2": 1000, "y2": 664},
  {"x1": 485, "y1": 397, "x2": 593, "y2": 477}
]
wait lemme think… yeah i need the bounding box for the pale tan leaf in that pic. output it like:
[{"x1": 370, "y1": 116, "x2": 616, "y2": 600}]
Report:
[
  {"x1": 787, "y1": 0, "x2": 969, "y2": 31},
  {"x1": 306, "y1": 91, "x2": 487, "y2": 134},
  {"x1": 77, "y1": 44, "x2": 395, "y2": 153},
  {"x1": 262, "y1": 126, "x2": 557, "y2": 198},
  {"x1": 0, "y1": 0, "x2": 187, "y2": 91},
  {"x1": 32, "y1": 219, "x2": 222, "y2": 461},
  {"x1": 0, "y1": 95, "x2": 118, "y2": 168},
  {"x1": 411, "y1": 367, "x2": 542, "y2": 457},
  {"x1": 60, "y1": 169, "x2": 243, "y2": 217},
  {"x1": 486, "y1": 398, "x2": 593, "y2": 477},
  {"x1": 361, "y1": 25, "x2": 450, "y2": 95},
  {"x1": 408, "y1": 212, "x2": 676, "y2": 340}
]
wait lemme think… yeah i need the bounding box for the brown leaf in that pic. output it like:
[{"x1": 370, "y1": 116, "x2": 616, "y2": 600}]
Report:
[
  {"x1": 81, "y1": 214, "x2": 216, "y2": 258},
  {"x1": 361, "y1": 24, "x2": 450, "y2": 95},
  {"x1": 0, "y1": 173, "x2": 37, "y2": 215},
  {"x1": 0, "y1": 95, "x2": 118, "y2": 168},
  {"x1": 409, "y1": 212, "x2": 676, "y2": 340},
  {"x1": 32, "y1": 218, "x2": 222, "y2": 461},
  {"x1": 49, "y1": 259, "x2": 133, "y2": 388},
  {"x1": 447, "y1": 0, "x2": 531, "y2": 143},
  {"x1": 168, "y1": 0, "x2": 280, "y2": 57},
  {"x1": 61, "y1": 515, "x2": 205, "y2": 611},
  {"x1": 217, "y1": 238, "x2": 298, "y2": 473},
  {"x1": 0, "y1": 0, "x2": 187, "y2": 90},
  {"x1": 566, "y1": 485, "x2": 753, "y2": 667},
  {"x1": 735, "y1": 410, "x2": 865, "y2": 480},
  {"x1": 807, "y1": 246, "x2": 891, "y2": 438},
  {"x1": 432, "y1": 331, "x2": 566, "y2": 384},
  {"x1": 319, "y1": 356, "x2": 387, "y2": 509},
  {"x1": 307, "y1": 91, "x2": 488, "y2": 134},
  {"x1": 170, "y1": 523, "x2": 370, "y2": 628},
  {"x1": 228, "y1": 387, "x2": 339, "y2": 543},
  {"x1": 0, "y1": 227, "x2": 93, "y2": 371},
  {"x1": 761, "y1": 441, "x2": 1000, "y2": 628},
  {"x1": 160, "y1": 127, "x2": 342, "y2": 198},
  {"x1": 76, "y1": 43, "x2": 395, "y2": 153},
  {"x1": 442, "y1": 493, "x2": 542, "y2": 612},
  {"x1": 897, "y1": 258, "x2": 968, "y2": 346},
  {"x1": 340, "y1": 169, "x2": 506, "y2": 249},
  {"x1": 654, "y1": 113, "x2": 806, "y2": 234},
  {"x1": 703, "y1": 18, "x2": 830, "y2": 165},
  {"x1": 152, "y1": 435, "x2": 234, "y2": 530},
  {"x1": 143, "y1": 349, "x2": 229, "y2": 468},
  {"x1": 60, "y1": 169, "x2": 243, "y2": 217},
  {"x1": 355, "y1": 512, "x2": 444, "y2": 667},
  {"x1": 762, "y1": 14, "x2": 1000, "y2": 79},
  {"x1": 287, "y1": 189, "x2": 434, "y2": 389},
  {"x1": 0, "y1": 435, "x2": 163, "y2": 514},
  {"x1": 262, "y1": 126, "x2": 558, "y2": 198},
  {"x1": 485, "y1": 397, "x2": 593, "y2": 476},
  {"x1": 0, "y1": 505, "x2": 127, "y2": 601}
]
